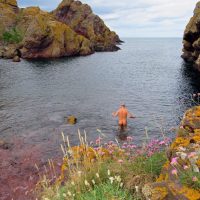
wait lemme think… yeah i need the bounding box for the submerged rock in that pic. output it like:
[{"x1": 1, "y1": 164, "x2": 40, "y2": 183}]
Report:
[
  {"x1": 67, "y1": 115, "x2": 77, "y2": 124},
  {"x1": 182, "y1": 2, "x2": 200, "y2": 70},
  {"x1": 0, "y1": 0, "x2": 121, "y2": 60}
]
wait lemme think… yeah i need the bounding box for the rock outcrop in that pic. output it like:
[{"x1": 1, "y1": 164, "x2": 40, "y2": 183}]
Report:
[
  {"x1": 0, "y1": 0, "x2": 121, "y2": 60},
  {"x1": 182, "y1": 2, "x2": 200, "y2": 70},
  {"x1": 52, "y1": 0, "x2": 121, "y2": 52},
  {"x1": 145, "y1": 106, "x2": 200, "y2": 200}
]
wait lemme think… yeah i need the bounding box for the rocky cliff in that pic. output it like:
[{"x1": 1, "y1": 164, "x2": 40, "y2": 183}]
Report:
[
  {"x1": 0, "y1": 0, "x2": 121, "y2": 60},
  {"x1": 182, "y1": 2, "x2": 200, "y2": 70}
]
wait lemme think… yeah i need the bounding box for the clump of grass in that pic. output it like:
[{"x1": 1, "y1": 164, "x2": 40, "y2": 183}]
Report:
[
  {"x1": 2, "y1": 28, "x2": 23, "y2": 44},
  {"x1": 180, "y1": 170, "x2": 200, "y2": 190}
]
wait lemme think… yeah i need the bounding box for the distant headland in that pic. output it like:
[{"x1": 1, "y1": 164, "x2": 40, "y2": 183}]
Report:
[{"x1": 0, "y1": 0, "x2": 122, "y2": 61}]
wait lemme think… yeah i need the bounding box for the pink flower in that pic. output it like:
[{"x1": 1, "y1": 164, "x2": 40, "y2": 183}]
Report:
[
  {"x1": 198, "y1": 93, "x2": 200, "y2": 96},
  {"x1": 188, "y1": 152, "x2": 197, "y2": 158},
  {"x1": 193, "y1": 94, "x2": 197, "y2": 97},
  {"x1": 171, "y1": 169, "x2": 178, "y2": 176},
  {"x1": 183, "y1": 165, "x2": 189, "y2": 170},
  {"x1": 192, "y1": 176, "x2": 198, "y2": 182},
  {"x1": 95, "y1": 137, "x2": 102, "y2": 145},
  {"x1": 127, "y1": 136, "x2": 133, "y2": 142},
  {"x1": 118, "y1": 159, "x2": 123, "y2": 164},
  {"x1": 180, "y1": 126, "x2": 184, "y2": 129},
  {"x1": 170, "y1": 157, "x2": 178, "y2": 166},
  {"x1": 159, "y1": 141, "x2": 165, "y2": 145}
]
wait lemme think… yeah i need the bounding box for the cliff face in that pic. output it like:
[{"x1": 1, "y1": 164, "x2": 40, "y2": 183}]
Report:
[
  {"x1": 182, "y1": 2, "x2": 200, "y2": 70},
  {"x1": 0, "y1": 0, "x2": 120, "y2": 60}
]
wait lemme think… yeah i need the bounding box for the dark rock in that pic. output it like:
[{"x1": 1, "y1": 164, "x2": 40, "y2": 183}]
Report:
[{"x1": 12, "y1": 55, "x2": 20, "y2": 62}]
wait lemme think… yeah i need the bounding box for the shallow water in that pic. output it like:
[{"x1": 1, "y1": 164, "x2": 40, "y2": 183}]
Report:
[{"x1": 0, "y1": 38, "x2": 200, "y2": 155}]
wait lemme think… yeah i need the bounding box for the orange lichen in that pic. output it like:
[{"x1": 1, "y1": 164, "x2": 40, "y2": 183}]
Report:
[
  {"x1": 179, "y1": 186, "x2": 200, "y2": 200},
  {"x1": 170, "y1": 137, "x2": 190, "y2": 150},
  {"x1": 152, "y1": 186, "x2": 168, "y2": 200}
]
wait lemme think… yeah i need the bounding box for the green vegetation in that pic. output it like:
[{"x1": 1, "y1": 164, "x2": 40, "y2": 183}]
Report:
[
  {"x1": 180, "y1": 170, "x2": 200, "y2": 190},
  {"x1": 36, "y1": 133, "x2": 169, "y2": 200},
  {"x1": 2, "y1": 28, "x2": 23, "y2": 43}
]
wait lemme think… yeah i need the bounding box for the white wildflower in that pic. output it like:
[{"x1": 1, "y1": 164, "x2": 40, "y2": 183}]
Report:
[
  {"x1": 135, "y1": 186, "x2": 139, "y2": 193},
  {"x1": 62, "y1": 193, "x2": 67, "y2": 197},
  {"x1": 109, "y1": 177, "x2": 114, "y2": 184},
  {"x1": 78, "y1": 171, "x2": 82, "y2": 177},
  {"x1": 115, "y1": 176, "x2": 121, "y2": 182},
  {"x1": 96, "y1": 173, "x2": 100, "y2": 178},
  {"x1": 84, "y1": 180, "x2": 90, "y2": 186},
  {"x1": 71, "y1": 181, "x2": 75, "y2": 186},
  {"x1": 120, "y1": 182, "x2": 123, "y2": 188},
  {"x1": 67, "y1": 191, "x2": 72, "y2": 196},
  {"x1": 107, "y1": 169, "x2": 111, "y2": 176},
  {"x1": 92, "y1": 179, "x2": 96, "y2": 185}
]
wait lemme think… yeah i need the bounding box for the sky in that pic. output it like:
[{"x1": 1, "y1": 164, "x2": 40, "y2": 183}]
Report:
[{"x1": 17, "y1": 0, "x2": 197, "y2": 38}]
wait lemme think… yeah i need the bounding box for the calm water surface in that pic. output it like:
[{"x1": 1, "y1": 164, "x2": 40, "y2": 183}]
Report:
[{"x1": 0, "y1": 38, "x2": 200, "y2": 158}]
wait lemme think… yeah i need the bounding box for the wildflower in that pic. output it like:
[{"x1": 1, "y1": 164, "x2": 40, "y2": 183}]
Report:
[
  {"x1": 127, "y1": 136, "x2": 133, "y2": 142},
  {"x1": 120, "y1": 182, "x2": 123, "y2": 188},
  {"x1": 118, "y1": 159, "x2": 123, "y2": 164},
  {"x1": 44, "y1": 198, "x2": 50, "y2": 200},
  {"x1": 188, "y1": 152, "x2": 197, "y2": 158},
  {"x1": 63, "y1": 193, "x2": 67, "y2": 197},
  {"x1": 115, "y1": 176, "x2": 121, "y2": 182},
  {"x1": 84, "y1": 180, "x2": 90, "y2": 186},
  {"x1": 171, "y1": 169, "x2": 178, "y2": 176},
  {"x1": 180, "y1": 126, "x2": 184, "y2": 129},
  {"x1": 192, "y1": 176, "x2": 198, "y2": 182},
  {"x1": 109, "y1": 177, "x2": 114, "y2": 184},
  {"x1": 193, "y1": 94, "x2": 197, "y2": 97},
  {"x1": 183, "y1": 165, "x2": 189, "y2": 170},
  {"x1": 95, "y1": 137, "x2": 102, "y2": 145},
  {"x1": 71, "y1": 181, "x2": 75, "y2": 185},
  {"x1": 170, "y1": 157, "x2": 178, "y2": 166},
  {"x1": 67, "y1": 191, "x2": 72, "y2": 196},
  {"x1": 92, "y1": 179, "x2": 95, "y2": 185},
  {"x1": 96, "y1": 173, "x2": 100, "y2": 178},
  {"x1": 135, "y1": 186, "x2": 139, "y2": 193},
  {"x1": 107, "y1": 169, "x2": 111, "y2": 176},
  {"x1": 198, "y1": 93, "x2": 200, "y2": 96},
  {"x1": 159, "y1": 141, "x2": 165, "y2": 145},
  {"x1": 78, "y1": 171, "x2": 82, "y2": 177}
]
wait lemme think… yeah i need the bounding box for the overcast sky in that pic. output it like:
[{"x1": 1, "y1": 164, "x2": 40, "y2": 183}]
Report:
[{"x1": 17, "y1": 0, "x2": 197, "y2": 38}]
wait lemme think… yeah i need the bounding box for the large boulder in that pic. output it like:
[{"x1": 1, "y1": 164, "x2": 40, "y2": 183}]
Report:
[
  {"x1": 52, "y1": 0, "x2": 121, "y2": 51},
  {"x1": 20, "y1": 9, "x2": 93, "y2": 58}
]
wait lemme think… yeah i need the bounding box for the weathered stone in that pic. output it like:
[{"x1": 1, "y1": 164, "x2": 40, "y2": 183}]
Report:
[{"x1": 12, "y1": 55, "x2": 20, "y2": 62}]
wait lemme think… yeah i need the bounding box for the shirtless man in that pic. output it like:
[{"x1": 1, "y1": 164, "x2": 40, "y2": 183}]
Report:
[{"x1": 112, "y1": 104, "x2": 135, "y2": 130}]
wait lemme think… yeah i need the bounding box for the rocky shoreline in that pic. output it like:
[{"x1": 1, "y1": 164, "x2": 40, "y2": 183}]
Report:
[{"x1": 0, "y1": 0, "x2": 121, "y2": 61}]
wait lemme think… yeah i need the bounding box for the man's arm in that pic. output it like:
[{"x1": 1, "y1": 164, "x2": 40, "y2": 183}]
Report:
[
  {"x1": 128, "y1": 111, "x2": 135, "y2": 118},
  {"x1": 112, "y1": 110, "x2": 119, "y2": 117}
]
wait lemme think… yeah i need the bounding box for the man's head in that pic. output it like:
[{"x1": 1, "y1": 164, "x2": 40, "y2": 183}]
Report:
[{"x1": 120, "y1": 103, "x2": 125, "y2": 108}]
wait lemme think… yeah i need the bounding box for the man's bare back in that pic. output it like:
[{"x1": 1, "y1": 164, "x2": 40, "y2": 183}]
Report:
[{"x1": 112, "y1": 104, "x2": 135, "y2": 130}]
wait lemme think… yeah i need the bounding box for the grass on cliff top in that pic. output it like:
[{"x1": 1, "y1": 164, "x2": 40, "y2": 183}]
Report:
[{"x1": 37, "y1": 131, "x2": 169, "y2": 200}]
